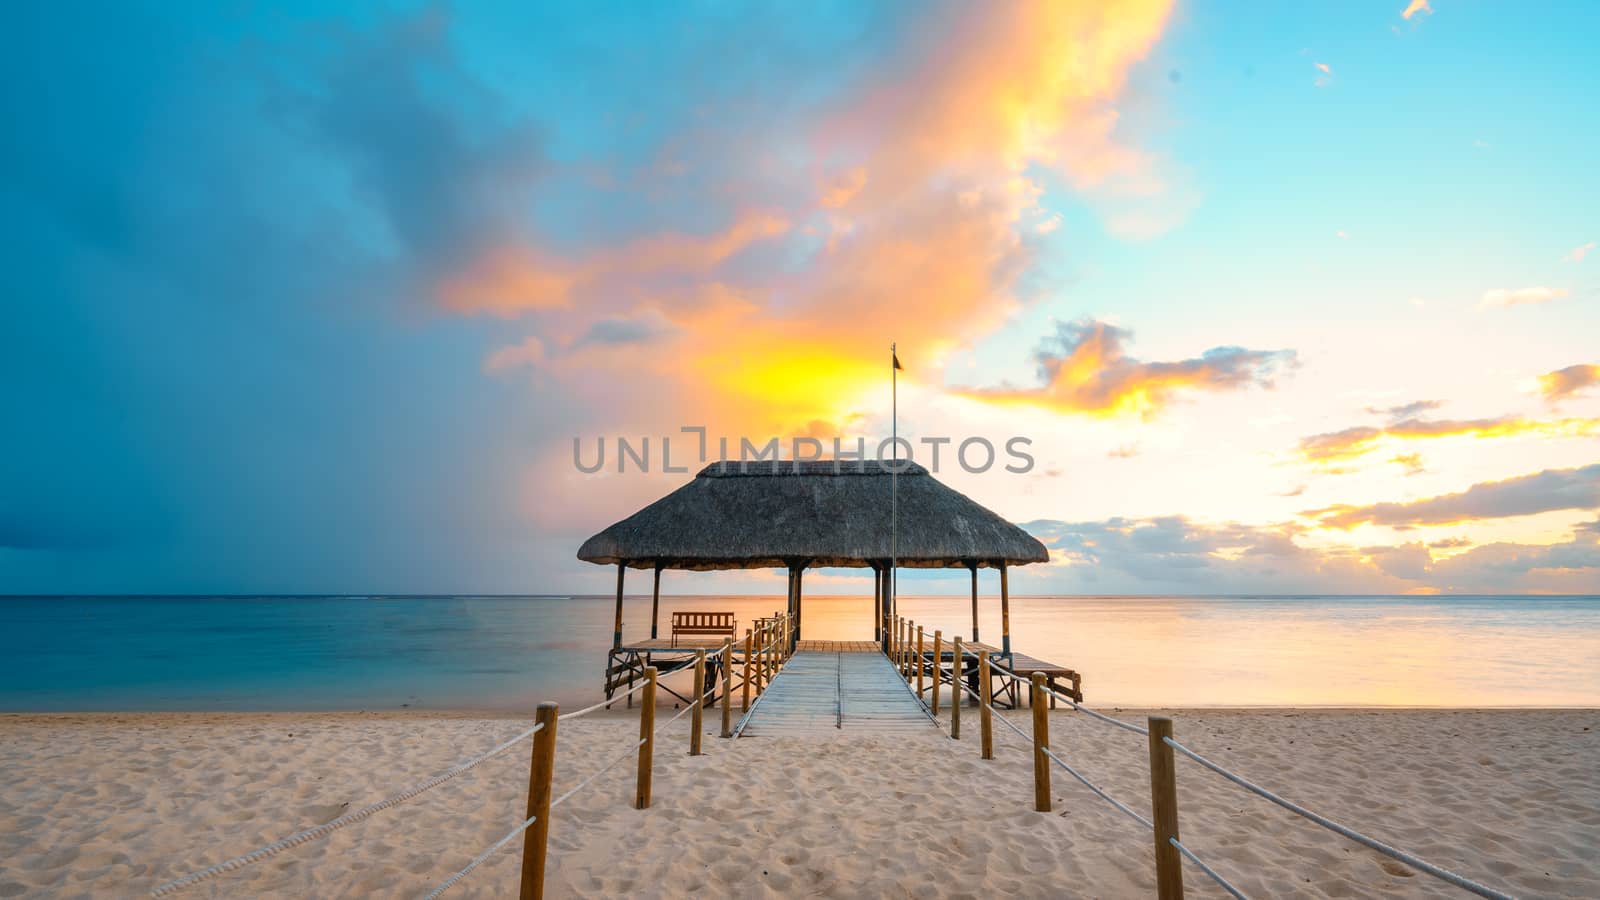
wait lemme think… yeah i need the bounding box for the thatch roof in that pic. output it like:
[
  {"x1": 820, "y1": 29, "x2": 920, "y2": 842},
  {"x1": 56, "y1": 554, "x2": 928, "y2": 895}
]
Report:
[{"x1": 577, "y1": 460, "x2": 1049, "y2": 571}]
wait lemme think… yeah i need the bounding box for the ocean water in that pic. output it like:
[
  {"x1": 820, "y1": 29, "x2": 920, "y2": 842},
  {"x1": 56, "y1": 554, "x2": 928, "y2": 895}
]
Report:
[{"x1": 1, "y1": 594, "x2": 1597, "y2": 711}]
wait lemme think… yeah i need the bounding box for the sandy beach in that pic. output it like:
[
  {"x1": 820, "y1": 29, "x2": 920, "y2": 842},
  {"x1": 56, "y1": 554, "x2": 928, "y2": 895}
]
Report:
[{"x1": 1, "y1": 707, "x2": 1595, "y2": 898}]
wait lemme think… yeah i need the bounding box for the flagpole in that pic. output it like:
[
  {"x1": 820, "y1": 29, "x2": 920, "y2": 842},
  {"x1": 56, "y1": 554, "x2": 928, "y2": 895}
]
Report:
[{"x1": 890, "y1": 342, "x2": 897, "y2": 635}]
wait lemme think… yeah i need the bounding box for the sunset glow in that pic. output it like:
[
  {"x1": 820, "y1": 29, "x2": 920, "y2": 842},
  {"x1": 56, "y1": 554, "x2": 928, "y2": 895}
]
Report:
[{"x1": 4, "y1": 1, "x2": 1597, "y2": 595}]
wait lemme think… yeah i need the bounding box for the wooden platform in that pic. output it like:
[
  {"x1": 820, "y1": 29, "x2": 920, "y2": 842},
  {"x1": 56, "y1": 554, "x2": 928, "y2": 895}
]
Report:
[
  {"x1": 794, "y1": 640, "x2": 879, "y2": 653},
  {"x1": 738, "y1": 651, "x2": 934, "y2": 737}
]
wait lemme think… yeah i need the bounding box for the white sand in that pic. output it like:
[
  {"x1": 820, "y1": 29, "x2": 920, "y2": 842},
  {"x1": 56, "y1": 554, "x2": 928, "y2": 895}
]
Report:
[{"x1": 1, "y1": 707, "x2": 1596, "y2": 898}]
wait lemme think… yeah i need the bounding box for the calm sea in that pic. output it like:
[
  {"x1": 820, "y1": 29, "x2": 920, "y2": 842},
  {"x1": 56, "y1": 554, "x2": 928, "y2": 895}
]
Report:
[{"x1": 2, "y1": 594, "x2": 1597, "y2": 711}]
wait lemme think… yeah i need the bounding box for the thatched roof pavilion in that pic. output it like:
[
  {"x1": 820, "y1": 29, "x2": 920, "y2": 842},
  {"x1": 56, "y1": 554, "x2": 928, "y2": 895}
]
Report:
[{"x1": 578, "y1": 460, "x2": 1047, "y2": 655}]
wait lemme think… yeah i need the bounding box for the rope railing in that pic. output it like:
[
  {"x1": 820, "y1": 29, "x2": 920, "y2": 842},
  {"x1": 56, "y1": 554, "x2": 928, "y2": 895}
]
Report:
[
  {"x1": 429, "y1": 648, "x2": 742, "y2": 897},
  {"x1": 1169, "y1": 836, "x2": 1250, "y2": 900},
  {"x1": 933, "y1": 647, "x2": 1152, "y2": 832},
  {"x1": 154, "y1": 613, "x2": 796, "y2": 900},
  {"x1": 887, "y1": 614, "x2": 1514, "y2": 900},
  {"x1": 150, "y1": 720, "x2": 549, "y2": 896},
  {"x1": 1163, "y1": 736, "x2": 1514, "y2": 900}
]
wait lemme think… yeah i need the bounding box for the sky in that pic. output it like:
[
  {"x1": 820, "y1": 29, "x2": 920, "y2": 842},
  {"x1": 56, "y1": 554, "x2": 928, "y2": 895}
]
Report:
[{"x1": 3, "y1": 0, "x2": 1598, "y2": 596}]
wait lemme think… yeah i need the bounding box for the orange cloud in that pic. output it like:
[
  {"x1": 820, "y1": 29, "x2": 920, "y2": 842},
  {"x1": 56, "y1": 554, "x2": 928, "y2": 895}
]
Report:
[
  {"x1": 1565, "y1": 241, "x2": 1596, "y2": 263},
  {"x1": 961, "y1": 319, "x2": 1294, "y2": 418},
  {"x1": 1298, "y1": 415, "x2": 1600, "y2": 463},
  {"x1": 827, "y1": 1, "x2": 1176, "y2": 196},
  {"x1": 441, "y1": 3, "x2": 1181, "y2": 436},
  {"x1": 1538, "y1": 364, "x2": 1600, "y2": 402},
  {"x1": 439, "y1": 212, "x2": 790, "y2": 315},
  {"x1": 1401, "y1": 0, "x2": 1433, "y2": 20}
]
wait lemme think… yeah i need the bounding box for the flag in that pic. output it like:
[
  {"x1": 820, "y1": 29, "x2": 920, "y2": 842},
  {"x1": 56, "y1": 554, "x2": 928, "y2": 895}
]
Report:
[{"x1": 893, "y1": 351, "x2": 903, "y2": 371}]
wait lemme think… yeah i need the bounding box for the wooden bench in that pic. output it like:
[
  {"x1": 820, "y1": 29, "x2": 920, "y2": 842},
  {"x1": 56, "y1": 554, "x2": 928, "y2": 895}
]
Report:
[{"x1": 670, "y1": 611, "x2": 737, "y2": 647}]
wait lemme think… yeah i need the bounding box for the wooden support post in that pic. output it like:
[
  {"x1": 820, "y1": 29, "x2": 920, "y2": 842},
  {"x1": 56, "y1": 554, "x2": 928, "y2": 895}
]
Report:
[
  {"x1": 903, "y1": 618, "x2": 911, "y2": 676},
  {"x1": 1148, "y1": 716, "x2": 1184, "y2": 900},
  {"x1": 969, "y1": 563, "x2": 980, "y2": 642},
  {"x1": 741, "y1": 629, "x2": 753, "y2": 710},
  {"x1": 794, "y1": 567, "x2": 804, "y2": 645},
  {"x1": 882, "y1": 569, "x2": 892, "y2": 651},
  {"x1": 916, "y1": 627, "x2": 926, "y2": 697},
  {"x1": 930, "y1": 630, "x2": 943, "y2": 715},
  {"x1": 719, "y1": 640, "x2": 734, "y2": 737},
  {"x1": 635, "y1": 667, "x2": 656, "y2": 809},
  {"x1": 612, "y1": 562, "x2": 626, "y2": 651},
  {"x1": 872, "y1": 564, "x2": 881, "y2": 642},
  {"x1": 1000, "y1": 562, "x2": 1012, "y2": 656},
  {"x1": 690, "y1": 650, "x2": 706, "y2": 756},
  {"x1": 979, "y1": 652, "x2": 993, "y2": 760},
  {"x1": 1031, "y1": 672, "x2": 1050, "y2": 812},
  {"x1": 950, "y1": 637, "x2": 962, "y2": 740},
  {"x1": 518, "y1": 702, "x2": 558, "y2": 900},
  {"x1": 785, "y1": 568, "x2": 797, "y2": 642},
  {"x1": 649, "y1": 563, "x2": 662, "y2": 640}
]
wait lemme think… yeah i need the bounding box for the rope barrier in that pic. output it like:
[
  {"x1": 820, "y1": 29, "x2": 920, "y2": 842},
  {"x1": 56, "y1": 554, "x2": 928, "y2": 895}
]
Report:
[
  {"x1": 945, "y1": 675, "x2": 1152, "y2": 832},
  {"x1": 1039, "y1": 745, "x2": 1152, "y2": 830},
  {"x1": 150, "y1": 721, "x2": 547, "y2": 897},
  {"x1": 933, "y1": 639, "x2": 1512, "y2": 900},
  {"x1": 159, "y1": 619, "x2": 791, "y2": 899},
  {"x1": 565, "y1": 668, "x2": 673, "y2": 720},
  {"x1": 1170, "y1": 837, "x2": 1250, "y2": 900},
  {"x1": 1163, "y1": 737, "x2": 1514, "y2": 900},
  {"x1": 427, "y1": 735, "x2": 648, "y2": 899},
  {"x1": 552, "y1": 738, "x2": 648, "y2": 811},
  {"x1": 978, "y1": 657, "x2": 1148, "y2": 738},
  {"x1": 1036, "y1": 683, "x2": 1149, "y2": 737},
  {"x1": 423, "y1": 813, "x2": 537, "y2": 900},
  {"x1": 430, "y1": 632, "x2": 755, "y2": 898},
  {"x1": 663, "y1": 683, "x2": 719, "y2": 726}
]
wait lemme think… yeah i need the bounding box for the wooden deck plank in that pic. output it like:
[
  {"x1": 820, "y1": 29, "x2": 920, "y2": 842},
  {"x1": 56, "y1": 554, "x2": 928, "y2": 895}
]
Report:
[{"x1": 740, "y1": 650, "x2": 932, "y2": 737}]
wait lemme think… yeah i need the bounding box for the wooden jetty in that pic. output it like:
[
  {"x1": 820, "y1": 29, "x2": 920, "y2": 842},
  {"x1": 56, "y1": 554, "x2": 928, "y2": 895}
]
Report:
[
  {"x1": 577, "y1": 459, "x2": 1079, "y2": 707},
  {"x1": 736, "y1": 643, "x2": 933, "y2": 736}
]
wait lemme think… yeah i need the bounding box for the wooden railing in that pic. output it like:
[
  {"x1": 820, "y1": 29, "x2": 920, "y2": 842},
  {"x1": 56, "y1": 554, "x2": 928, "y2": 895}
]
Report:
[
  {"x1": 887, "y1": 614, "x2": 1516, "y2": 900},
  {"x1": 150, "y1": 611, "x2": 799, "y2": 900}
]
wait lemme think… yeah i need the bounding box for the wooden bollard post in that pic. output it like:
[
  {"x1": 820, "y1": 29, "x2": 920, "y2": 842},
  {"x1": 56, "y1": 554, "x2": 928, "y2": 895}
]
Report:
[
  {"x1": 741, "y1": 629, "x2": 753, "y2": 711},
  {"x1": 1148, "y1": 716, "x2": 1184, "y2": 899},
  {"x1": 1031, "y1": 672, "x2": 1050, "y2": 812},
  {"x1": 916, "y1": 627, "x2": 925, "y2": 698},
  {"x1": 979, "y1": 652, "x2": 994, "y2": 760},
  {"x1": 899, "y1": 618, "x2": 908, "y2": 676},
  {"x1": 635, "y1": 666, "x2": 657, "y2": 809},
  {"x1": 950, "y1": 637, "x2": 962, "y2": 740},
  {"x1": 755, "y1": 624, "x2": 766, "y2": 694},
  {"x1": 931, "y1": 630, "x2": 943, "y2": 715},
  {"x1": 720, "y1": 639, "x2": 734, "y2": 738},
  {"x1": 518, "y1": 702, "x2": 558, "y2": 900},
  {"x1": 893, "y1": 617, "x2": 901, "y2": 671},
  {"x1": 690, "y1": 650, "x2": 706, "y2": 756}
]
